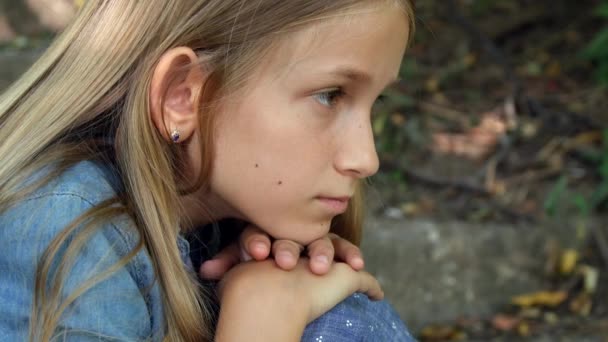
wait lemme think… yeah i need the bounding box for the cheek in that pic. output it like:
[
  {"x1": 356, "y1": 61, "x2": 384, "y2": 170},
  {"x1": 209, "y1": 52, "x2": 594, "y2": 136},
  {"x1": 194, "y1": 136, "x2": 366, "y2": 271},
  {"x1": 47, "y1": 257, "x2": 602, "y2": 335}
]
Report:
[{"x1": 209, "y1": 108, "x2": 335, "y2": 242}]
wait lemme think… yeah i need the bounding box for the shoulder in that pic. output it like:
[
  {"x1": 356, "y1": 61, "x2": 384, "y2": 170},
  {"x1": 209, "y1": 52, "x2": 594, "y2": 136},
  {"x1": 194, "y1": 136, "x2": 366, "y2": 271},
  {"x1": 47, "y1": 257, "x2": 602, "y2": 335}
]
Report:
[
  {"x1": 0, "y1": 161, "x2": 163, "y2": 340},
  {"x1": 1, "y1": 159, "x2": 134, "y2": 253},
  {"x1": 24, "y1": 159, "x2": 121, "y2": 206},
  {"x1": 302, "y1": 294, "x2": 418, "y2": 342}
]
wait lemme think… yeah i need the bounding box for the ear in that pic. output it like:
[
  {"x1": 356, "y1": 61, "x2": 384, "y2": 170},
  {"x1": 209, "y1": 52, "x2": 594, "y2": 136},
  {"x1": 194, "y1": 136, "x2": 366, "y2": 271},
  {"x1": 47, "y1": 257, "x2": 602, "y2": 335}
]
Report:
[{"x1": 149, "y1": 47, "x2": 206, "y2": 143}]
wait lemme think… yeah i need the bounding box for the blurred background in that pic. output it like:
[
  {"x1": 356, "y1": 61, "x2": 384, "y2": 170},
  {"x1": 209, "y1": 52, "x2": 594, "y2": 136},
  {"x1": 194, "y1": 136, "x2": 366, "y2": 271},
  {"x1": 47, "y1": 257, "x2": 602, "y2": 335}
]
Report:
[{"x1": 1, "y1": 0, "x2": 607, "y2": 340}]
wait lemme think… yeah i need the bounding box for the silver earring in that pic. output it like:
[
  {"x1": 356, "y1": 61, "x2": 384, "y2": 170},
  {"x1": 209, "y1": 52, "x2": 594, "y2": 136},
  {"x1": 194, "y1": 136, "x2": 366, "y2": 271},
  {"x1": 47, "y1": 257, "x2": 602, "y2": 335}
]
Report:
[{"x1": 171, "y1": 128, "x2": 180, "y2": 143}]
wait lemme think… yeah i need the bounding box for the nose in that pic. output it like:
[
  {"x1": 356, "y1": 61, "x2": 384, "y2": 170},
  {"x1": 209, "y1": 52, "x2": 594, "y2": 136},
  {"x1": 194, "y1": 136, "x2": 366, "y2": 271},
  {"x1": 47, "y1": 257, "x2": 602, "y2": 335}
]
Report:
[{"x1": 333, "y1": 117, "x2": 380, "y2": 179}]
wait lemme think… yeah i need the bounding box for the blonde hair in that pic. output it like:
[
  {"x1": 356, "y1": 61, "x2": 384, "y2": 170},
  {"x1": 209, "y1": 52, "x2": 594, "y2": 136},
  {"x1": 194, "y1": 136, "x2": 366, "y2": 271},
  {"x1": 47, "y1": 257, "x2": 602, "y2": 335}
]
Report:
[{"x1": 0, "y1": 1, "x2": 415, "y2": 341}]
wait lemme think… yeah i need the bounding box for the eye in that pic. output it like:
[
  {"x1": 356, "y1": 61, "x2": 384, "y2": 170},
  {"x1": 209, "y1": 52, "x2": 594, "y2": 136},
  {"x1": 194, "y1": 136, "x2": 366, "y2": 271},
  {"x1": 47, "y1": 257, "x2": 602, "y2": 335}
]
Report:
[{"x1": 313, "y1": 88, "x2": 345, "y2": 108}]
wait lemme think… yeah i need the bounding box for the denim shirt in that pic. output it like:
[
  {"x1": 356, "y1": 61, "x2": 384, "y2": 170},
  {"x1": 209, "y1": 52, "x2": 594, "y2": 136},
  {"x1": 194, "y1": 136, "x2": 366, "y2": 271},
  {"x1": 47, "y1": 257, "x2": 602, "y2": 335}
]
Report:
[{"x1": 0, "y1": 161, "x2": 416, "y2": 341}]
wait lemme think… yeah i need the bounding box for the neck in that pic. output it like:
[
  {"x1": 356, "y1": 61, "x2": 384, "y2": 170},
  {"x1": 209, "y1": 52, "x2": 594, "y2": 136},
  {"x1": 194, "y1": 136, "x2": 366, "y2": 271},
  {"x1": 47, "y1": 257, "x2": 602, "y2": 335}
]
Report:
[{"x1": 178, "y1": 188, "x2": 242, "y2": 232}]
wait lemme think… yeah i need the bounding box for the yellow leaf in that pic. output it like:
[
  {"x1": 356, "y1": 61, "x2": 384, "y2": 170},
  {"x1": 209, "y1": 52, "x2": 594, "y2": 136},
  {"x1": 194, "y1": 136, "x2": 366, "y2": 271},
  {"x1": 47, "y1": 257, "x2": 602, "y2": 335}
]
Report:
[
  {"x1": 545, "y1": 60, "x2": 562, "y2": 78},
  {"x1": 425, "y1": 77, "x2": 440, "y2": 93},
  {"x1": 512, "y1": 291, "x2": 568, "y2": 308},
  {"x1": 517, "y1": 322, "x2": 530, "y2": 336},
  {"x1": 559, "y1": 249, "x2": 578, "y2": 275}
]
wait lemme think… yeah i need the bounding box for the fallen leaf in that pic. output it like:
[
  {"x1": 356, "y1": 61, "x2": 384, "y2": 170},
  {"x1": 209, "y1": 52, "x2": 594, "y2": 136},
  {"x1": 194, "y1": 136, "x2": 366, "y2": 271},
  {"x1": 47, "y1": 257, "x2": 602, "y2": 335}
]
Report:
[
  {"x1": 545, "y1": 60, "x2": 562, "y2": 78},
  {"x1": 569, "y1": 292, "x2": 592, "y2": 316},
  {"x1": 401, "y1": 202, "x2": 421, "y2": 216},
  {"x1": 492, "y1": 314, "x2": 520, "y2": 331},
  {"x1": 425, "y1": 77, "x2": 440, "y2": 93},
  {"x1": 517, "y1": 321, "x2": 531, "y2": 337},
  {"x1": 578, "y1": 265, "x2": 599, "y2": 294},
  {"x1": 559, "y1": 249, "x2": 578, "y2": 275},
  {"x1": 511, "y1": 291, "x2": 568, "y2": 308},
  {"x1": 431, "y1": 110, "x2": 508, "y2": 160}
]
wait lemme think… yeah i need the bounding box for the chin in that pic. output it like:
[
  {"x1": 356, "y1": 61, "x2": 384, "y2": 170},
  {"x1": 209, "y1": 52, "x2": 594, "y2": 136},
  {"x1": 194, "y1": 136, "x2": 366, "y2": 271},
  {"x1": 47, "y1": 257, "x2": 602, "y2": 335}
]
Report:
[{"x1": 266, "y1": 220, "x2": 331, "y2": 246}]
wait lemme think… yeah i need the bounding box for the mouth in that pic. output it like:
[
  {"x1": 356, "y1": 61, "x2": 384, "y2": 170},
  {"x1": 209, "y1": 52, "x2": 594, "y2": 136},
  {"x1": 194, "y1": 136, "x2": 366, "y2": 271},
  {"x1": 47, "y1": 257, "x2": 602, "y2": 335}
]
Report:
[{"x1": 315, "y1": 196, "x2": 351, "y2": 214}]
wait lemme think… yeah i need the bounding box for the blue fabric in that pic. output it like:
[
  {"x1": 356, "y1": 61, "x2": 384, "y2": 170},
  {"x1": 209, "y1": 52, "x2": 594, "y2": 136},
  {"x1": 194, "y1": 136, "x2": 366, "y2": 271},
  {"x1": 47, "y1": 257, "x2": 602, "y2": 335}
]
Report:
[{"x1": 0, "y1": 160, "x2": 417, "y2": 341}]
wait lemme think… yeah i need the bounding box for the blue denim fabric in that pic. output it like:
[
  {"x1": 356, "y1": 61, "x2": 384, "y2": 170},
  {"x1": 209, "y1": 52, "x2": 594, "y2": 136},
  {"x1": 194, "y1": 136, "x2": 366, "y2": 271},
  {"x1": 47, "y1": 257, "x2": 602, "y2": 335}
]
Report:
[
  {"x1": 302, "y1": 294, "x2": 417, "y2": 342},
  {"x1": 0, "y1": 160, "x2": 417, "y2": 341}
]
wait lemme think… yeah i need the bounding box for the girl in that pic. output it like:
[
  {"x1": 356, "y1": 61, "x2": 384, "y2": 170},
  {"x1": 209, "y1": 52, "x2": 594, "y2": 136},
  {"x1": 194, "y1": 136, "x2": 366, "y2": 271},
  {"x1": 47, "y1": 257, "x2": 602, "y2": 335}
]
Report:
[{"x1": 0, "y1": 0, "x2": 416, "y2": 341}]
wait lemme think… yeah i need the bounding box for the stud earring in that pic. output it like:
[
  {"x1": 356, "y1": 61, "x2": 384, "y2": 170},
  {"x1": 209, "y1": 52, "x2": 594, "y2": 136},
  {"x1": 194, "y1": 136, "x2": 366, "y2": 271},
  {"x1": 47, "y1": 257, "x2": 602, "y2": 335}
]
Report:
[{"x1": 170, "y1": 128, "x2": 180, "y2": 143}]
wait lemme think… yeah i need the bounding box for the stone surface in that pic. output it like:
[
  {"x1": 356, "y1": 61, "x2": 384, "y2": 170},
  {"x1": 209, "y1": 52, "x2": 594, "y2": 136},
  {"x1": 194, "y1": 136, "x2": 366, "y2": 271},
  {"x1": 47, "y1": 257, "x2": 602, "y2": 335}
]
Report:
[{"x1": 362, "y1": 217, "x2": 549, "y2": 332}]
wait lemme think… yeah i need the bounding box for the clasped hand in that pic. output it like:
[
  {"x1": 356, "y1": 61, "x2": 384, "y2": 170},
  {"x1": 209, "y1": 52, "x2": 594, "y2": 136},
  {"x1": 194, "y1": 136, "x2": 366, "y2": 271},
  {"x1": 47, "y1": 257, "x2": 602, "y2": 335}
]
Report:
[
  {"x1": 203, "y1": 225, "x2": 384, "y2": 337},
  {"x1": 199, "y1": 224, "x2": 367, "y2": 279}
]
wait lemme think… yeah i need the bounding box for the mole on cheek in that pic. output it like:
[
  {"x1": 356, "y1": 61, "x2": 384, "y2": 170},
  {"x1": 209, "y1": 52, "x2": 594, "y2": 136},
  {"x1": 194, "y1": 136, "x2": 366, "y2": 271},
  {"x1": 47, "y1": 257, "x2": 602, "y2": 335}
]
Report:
[
  {"x1": 277, "y1": 181, "x2": 283, "y2": 185},
  {"x1": 255, "y1": 163, "x2": 259, "y2": 168}
]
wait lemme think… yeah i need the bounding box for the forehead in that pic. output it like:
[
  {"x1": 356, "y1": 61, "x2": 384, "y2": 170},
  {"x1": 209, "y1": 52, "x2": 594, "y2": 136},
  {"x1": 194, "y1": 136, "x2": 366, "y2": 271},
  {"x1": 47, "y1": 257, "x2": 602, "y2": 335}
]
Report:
[{"x1": 253, "y1": 4, "x2": 410, "y2": 83}]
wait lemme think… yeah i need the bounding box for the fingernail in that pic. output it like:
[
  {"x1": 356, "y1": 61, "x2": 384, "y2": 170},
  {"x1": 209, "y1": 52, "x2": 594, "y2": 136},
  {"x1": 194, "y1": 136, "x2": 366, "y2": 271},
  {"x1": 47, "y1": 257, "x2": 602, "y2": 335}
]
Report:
[
  {"x1": 277, "y1": 251, "x2": 293, "y2": 263},
  {"x1": 315, "y1": 255, "x2": 329, "y2": 264},
  {"x1": 252, "y1": 241, "x2": 266, "y2": 253}
]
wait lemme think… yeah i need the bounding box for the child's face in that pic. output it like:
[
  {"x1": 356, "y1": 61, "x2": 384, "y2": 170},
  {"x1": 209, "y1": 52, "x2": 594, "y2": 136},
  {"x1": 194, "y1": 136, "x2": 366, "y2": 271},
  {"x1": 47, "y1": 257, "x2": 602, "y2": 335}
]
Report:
[{"x1": 206, "y1": 5, "x2": 409, "y2": 244}]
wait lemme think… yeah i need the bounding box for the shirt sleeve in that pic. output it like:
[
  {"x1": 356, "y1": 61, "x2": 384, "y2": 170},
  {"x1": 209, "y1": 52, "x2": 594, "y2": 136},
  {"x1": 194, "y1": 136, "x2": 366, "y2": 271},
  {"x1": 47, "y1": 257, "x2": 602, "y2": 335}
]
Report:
[
  {"x1": 0, "y1": 193, "x2": 158, "y2": 341},
  {"x1": 301, "y1": 294, "x2": 418, "y2": 342}
]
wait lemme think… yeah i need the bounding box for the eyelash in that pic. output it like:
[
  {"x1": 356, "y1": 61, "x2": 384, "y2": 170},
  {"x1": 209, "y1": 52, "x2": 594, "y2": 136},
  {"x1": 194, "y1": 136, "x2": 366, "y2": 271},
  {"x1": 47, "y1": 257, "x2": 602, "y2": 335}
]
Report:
[
  {"x1": 314, "y1": 88, "x2": 346, "y2": 108},
  {"x1": 313, "y1": 88, "x2": 387, "y2": 111}
]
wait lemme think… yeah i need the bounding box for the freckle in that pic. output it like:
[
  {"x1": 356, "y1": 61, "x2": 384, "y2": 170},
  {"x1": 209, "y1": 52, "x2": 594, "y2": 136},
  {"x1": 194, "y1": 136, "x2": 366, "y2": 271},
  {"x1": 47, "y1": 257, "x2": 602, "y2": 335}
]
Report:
[
  {"x1": 255, "y1": 164, "x2": 259, "y2": 168},
  {"x1": 278, "y1": 181, "x2": 283, "y2": 185}
]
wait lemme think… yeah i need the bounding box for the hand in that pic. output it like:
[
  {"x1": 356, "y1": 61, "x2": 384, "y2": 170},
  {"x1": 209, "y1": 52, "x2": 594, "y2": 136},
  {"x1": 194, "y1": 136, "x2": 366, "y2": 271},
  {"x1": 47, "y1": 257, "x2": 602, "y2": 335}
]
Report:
[
  {"x1": 199, "y1": 224, "x2": 365, "y2": 280},
  {"x1": 215, "y1": 259, "x2": 383, "y2": 341}
]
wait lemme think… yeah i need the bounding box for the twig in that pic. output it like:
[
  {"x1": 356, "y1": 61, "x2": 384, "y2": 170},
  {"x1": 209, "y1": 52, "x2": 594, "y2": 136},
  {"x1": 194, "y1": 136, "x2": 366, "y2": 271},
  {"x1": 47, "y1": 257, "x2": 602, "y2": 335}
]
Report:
[
  {"x1": 381, "y1": 158, "x2": 491, "y2": 196},
  {"x1": 418, "y1": 101, "x2": 472, "y2": 129}
]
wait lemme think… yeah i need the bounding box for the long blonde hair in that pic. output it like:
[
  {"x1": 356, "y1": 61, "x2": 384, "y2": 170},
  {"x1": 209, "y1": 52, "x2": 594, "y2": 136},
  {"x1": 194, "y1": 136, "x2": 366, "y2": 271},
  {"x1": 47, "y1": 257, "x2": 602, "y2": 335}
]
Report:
[{"x1": 0, "y1": 1, "x2": 415, "y2": 341}]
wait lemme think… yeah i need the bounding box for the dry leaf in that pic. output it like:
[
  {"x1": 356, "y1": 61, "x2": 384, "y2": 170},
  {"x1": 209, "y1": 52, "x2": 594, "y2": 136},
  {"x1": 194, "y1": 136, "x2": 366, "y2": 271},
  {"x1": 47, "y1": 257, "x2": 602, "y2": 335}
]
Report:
[
  {"x1": 425, "y1": 77, "x2": 440, "y2": 93},
  {"x1": 559, "y1": 249, "x2": 578, "y2": 275},
  {"x1": 578, "y1": 265, "x2": 599, "y2": 294},
  {"x1": 517, "y1": 322, "x2": 531, "y2": 337},
  {"x1": 545, "y1": 61, "x2": 562, "y2": 78},
  {"x1": 401, "y1": 202, "x2": 421, "y2": 216},
  {"x1": 569, "y1": 292, "x2": 592, "y2": 316},
  {"x1": 431, "y1": 111, "x2": 508, "y2": 160},
  {"x1": 511, "y1": 291, "x2": 568, "y2": 308},
  {"x1": 492, "y1": 314, "x2": 520, "y2": 332}
]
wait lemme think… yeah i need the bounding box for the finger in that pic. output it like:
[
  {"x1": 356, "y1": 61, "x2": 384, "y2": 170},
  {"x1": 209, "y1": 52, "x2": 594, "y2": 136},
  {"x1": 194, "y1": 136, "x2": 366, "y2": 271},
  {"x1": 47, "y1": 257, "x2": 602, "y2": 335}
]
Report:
[
  {"x1": 199, "y1": 243, "x2": 241, "y2": 280},
  {"x1": 271, "y1": 239, "x2": 304, "y2": 270},
  {"x1": 331, "y1": 263, "x2": 383, "y2": 301},
  {"x1": 305, "y1": 236, "x2": 334, "y2": 275},
  {"x1": 355, "y1": 270, "x2": 384, "y2": 301},
  {"x1": 330, "y1": 234, "x2": 364, "y2": 271},
  {"x1": 239, "y1": 225, "x2": 271, "y2": 261}
]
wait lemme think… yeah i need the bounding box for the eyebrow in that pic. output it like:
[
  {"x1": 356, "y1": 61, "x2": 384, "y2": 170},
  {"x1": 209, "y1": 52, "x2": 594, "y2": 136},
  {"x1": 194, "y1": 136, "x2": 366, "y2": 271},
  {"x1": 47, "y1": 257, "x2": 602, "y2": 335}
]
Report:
[
  {"x1": 328, "y1": 66, "x2": 399, "y2": 91},
  {"x1": 329, "y1": 66, "x2": 373, "y2": 83}
]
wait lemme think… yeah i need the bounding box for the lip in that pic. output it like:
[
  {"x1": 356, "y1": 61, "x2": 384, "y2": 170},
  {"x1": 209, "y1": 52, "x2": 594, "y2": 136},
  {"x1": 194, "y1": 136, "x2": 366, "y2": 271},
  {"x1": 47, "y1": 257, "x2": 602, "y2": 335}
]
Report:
[{"x1": 316, "y1": 196, "x2": 351, "y2": 214}]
